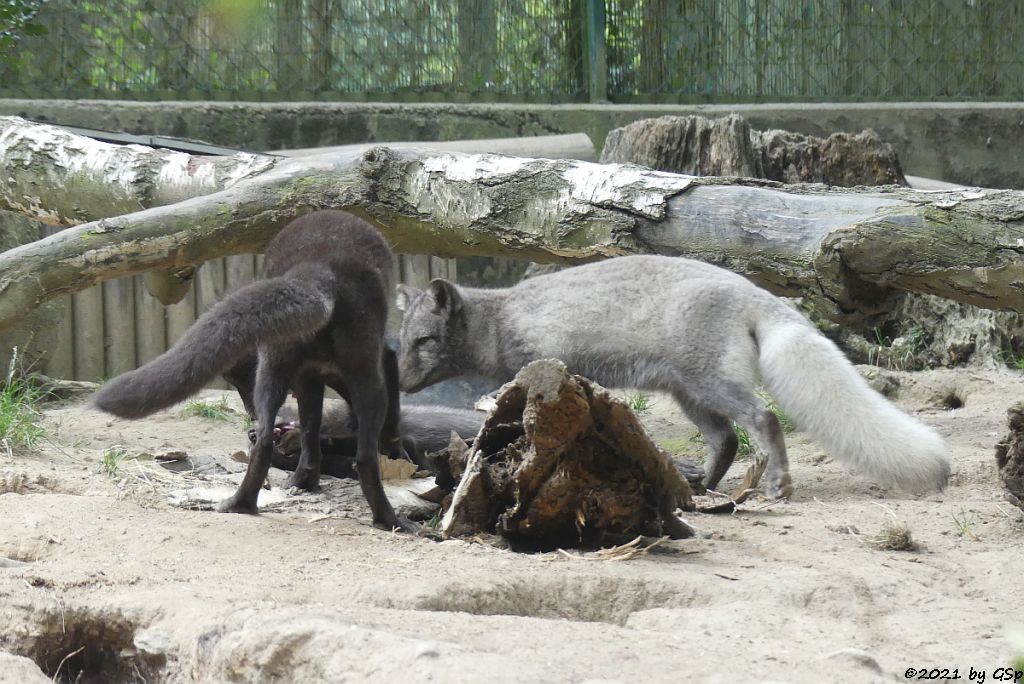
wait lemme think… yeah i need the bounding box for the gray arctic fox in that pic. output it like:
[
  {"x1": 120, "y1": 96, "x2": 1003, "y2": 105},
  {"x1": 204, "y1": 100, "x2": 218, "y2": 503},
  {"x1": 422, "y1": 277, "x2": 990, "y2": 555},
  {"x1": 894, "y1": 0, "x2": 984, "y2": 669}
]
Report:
[{"x1": 396, "y1": 255, "x2": 950, "y2": 498}]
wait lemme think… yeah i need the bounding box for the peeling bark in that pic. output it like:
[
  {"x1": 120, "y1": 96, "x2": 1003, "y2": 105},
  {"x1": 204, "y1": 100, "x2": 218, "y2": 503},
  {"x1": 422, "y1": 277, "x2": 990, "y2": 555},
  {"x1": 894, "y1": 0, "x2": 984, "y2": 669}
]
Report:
[
  {"x1": 0, "y1": 116, "x2": 275, "y2": 225},
  {"x1": 0, "y1": 117, "x2": 1022, "y2": 333}
]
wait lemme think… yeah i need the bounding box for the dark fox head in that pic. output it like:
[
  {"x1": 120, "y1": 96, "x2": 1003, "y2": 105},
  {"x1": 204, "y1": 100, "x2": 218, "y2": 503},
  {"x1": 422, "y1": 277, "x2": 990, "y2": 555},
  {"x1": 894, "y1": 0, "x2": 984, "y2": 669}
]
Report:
[{"x1": 396, "y1": 279, "x2": 467, "y2": 393}]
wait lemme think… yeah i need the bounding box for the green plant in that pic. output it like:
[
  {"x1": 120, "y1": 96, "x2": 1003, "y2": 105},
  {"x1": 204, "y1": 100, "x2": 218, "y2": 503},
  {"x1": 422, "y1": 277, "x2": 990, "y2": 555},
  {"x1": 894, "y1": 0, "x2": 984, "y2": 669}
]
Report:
[
  {"x1": 904, "y1": 325, "x2": 932, "y2": 353},
  {"x1": 101, "y1": 445, "x2": 127, "y2": 477},
  {"x1": 873, "y1": 326, "x2": 892, "y2": 348},
  {"x1": 951, "y1": 507, "x2": 979, "y2": 541},
  {"x1": 0, "y1": 348, "x2": 46, "y2": 452},
  {"x1": 1002, "y1": 349, "x2": 1024, "y2": 371},
  {"x1": 625, "y1": 390, "x2": 652, "y2": 414},
  {"x1": 757, "y1": 391, "x2": 795, "y2": 433},
  {"x1": 732, "y1": 423, "x2": 754, "y2": 458},
  {"x1": 181, "y1": 397, "x2": 234, "y2": 421}
]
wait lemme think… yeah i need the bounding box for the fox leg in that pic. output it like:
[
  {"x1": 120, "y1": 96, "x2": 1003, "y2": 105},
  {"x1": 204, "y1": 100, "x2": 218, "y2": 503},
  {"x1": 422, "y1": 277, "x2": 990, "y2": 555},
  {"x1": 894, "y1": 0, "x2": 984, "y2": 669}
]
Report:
[
  {"x1": 379, "y1": 347, "x2": 410, "y2": 462},
  {"x1": 217, "y1": 348, "x2": 296, "y2": 514},
  {"x1": 346, "y1": 368, "x2": 416, "y2": 532},
  {"x1": 687, "y1": 406, "x2": 740, "y2": 493},
  {"x1": 676, "y1": 379, "x2": 793, "y2": 500},
  {"x1": 284, "y1": 370, "x2": 326, "y2": 491},
  {"x1": 732, "y1": 404, "x2": 791, "y2": 499}
]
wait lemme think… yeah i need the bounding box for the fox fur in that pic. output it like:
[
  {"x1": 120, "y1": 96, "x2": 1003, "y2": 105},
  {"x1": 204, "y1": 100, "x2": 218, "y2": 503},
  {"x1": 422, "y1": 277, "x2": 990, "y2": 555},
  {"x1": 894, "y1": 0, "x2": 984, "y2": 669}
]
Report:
[
  {"x1": 93, "y1": 210, "x2": 410, "y2": 529},
  {"x1": 395, "y1": 255, "x2": 950, "y2": 498}
]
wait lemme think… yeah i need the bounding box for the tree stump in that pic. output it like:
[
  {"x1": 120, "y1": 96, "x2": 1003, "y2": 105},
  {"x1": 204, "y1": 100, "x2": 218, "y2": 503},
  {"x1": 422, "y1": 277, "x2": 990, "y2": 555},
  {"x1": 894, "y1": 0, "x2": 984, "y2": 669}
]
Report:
[
  {"x1": 439, "y1": 360, "x2": 700, "y2": 548},
  {"x1": 995, "y1": 401, "x2": 1024, "y2": 510},
  {"x1": 600, "y1": 114, "x2": 907, "y2": 187}
]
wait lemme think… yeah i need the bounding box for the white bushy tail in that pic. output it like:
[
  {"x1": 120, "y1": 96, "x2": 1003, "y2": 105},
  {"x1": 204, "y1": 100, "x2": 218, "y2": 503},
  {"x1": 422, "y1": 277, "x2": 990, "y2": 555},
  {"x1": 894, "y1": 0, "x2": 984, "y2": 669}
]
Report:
[{"x1": 756, "y1": 320, "x2": 950, "y2": 492}]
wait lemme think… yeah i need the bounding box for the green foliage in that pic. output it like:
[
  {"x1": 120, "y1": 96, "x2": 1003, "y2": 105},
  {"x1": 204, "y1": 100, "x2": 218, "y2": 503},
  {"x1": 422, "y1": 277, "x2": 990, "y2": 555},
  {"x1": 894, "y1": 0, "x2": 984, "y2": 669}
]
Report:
[
  {"x1": 904, "y1": 325, "x2": 932, "y2": 353},
  {"x1": 624, "y1": 390, "x2": 652, "y2": 414},
  {"x1": 0, "y1": 348, "x2": 46, "y2": 452},
  {"x1": 181, "y1": 396, "x2": 235, "y2": 421},
  {"x1": 1002, "y1": 349, "x2": 1024, "y2": 371},
  {"x1": 101, "y1": 445, "x2": 127, "y2": 477},
  {"x1": 0, "y1": 0, "x2": 46, "y2": 63},
  {"x1": 1, "y1": 1, "x2": 1019, "y2": 102},
  {"x1": 732, "y1": 423, "x2": 754, "y2": 459},
  {"x1": 873, "y1": 326, "x2": 892, "y2": 348},
  {"x1": 757, "y1": 392, "x2": 795, "y2": 433},
  {"x1": 951, "y1": 507, "x2": 979, "y2": 541}
]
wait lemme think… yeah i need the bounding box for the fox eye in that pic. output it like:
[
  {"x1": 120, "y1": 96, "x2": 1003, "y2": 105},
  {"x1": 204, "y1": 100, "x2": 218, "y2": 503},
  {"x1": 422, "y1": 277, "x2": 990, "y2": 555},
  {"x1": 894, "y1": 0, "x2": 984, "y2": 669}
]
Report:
[{"x1": 413, "y1": 336, "x2": 434, "y2": 348}]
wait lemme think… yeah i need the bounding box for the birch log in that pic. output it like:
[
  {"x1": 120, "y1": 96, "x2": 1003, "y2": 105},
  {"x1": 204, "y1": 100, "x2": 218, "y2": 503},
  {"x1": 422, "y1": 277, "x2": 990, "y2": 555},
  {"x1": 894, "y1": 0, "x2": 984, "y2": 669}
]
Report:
[{"x1": 0, "y1": 119, "x2": 1022, "y2": 334}]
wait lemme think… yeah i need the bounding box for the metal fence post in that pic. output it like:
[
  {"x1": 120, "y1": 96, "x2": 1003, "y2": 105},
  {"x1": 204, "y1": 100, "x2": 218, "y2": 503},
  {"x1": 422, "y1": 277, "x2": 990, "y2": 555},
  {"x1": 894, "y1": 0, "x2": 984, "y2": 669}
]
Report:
[{"x1": 583, "y1": 0, "x2": 608, "y2": 103}]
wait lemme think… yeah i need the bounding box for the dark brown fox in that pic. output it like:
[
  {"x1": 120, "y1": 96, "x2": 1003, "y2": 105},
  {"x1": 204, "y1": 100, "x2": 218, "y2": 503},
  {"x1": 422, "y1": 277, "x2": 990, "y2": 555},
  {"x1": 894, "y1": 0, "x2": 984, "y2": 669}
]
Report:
[{"x1": 93, "y1": 210, "x2": 412, "y2": 530}]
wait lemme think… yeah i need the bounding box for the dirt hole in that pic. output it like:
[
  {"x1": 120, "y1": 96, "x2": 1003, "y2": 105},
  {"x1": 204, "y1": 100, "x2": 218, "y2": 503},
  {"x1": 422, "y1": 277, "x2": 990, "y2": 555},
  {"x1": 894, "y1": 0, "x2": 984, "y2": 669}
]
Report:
[
  {"x1": 408, "y1": 575, "x2": 696, "y2": 626},
  {"x1": 14, "y1": 606, "x2": 161, "y2": 684},
  {"x1": 0, "y1": 472, "x2": 79, "y2": 496},
  {"x1": 942, "y1": 392, "x2": 965, "y2": 410}
]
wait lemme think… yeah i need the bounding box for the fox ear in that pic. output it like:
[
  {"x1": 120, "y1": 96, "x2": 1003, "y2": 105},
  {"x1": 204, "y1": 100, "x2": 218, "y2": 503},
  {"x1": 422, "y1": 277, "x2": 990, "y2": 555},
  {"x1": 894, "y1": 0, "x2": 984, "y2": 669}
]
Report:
[
  {"x1": 428, "y1": 279, "x2": 463, "y2": 317},
  {"x1": 395, "y1": 284, "x2": 422, "y2": 312}
]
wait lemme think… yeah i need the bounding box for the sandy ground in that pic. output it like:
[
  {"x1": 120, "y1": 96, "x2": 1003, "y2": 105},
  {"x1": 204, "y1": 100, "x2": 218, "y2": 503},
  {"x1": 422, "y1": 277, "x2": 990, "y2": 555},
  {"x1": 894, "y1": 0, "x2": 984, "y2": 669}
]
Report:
[{"x1": 1, "y1": 367, "x2": 1023, "y2": 683}]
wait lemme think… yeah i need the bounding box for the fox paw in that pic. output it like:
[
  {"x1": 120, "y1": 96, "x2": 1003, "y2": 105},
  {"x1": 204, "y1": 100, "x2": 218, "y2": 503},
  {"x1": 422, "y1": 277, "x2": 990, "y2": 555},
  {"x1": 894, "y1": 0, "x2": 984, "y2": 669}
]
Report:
[
  {"x1": 373, "y1": 516, "x2": 420, "y2": 533},
  {"x1": 765, "y1": 473, "x2": 794, "y2": 500},
  {"x1": 216, "y1": 492, "x2": 259, "y2": 515},
  {"x1": 284, "y1": 468, "x2": 321, "y2": 492}
]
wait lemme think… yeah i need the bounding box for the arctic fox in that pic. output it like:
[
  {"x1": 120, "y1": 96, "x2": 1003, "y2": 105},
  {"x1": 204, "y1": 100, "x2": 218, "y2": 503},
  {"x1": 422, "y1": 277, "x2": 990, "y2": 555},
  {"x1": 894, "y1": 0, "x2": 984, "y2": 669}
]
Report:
[
  {"x1": 395, "y1": 255, "x2": 950, "y2": 498},
  {"x1": 94, "y1": 210, "x2": 412, "y2": 530}
]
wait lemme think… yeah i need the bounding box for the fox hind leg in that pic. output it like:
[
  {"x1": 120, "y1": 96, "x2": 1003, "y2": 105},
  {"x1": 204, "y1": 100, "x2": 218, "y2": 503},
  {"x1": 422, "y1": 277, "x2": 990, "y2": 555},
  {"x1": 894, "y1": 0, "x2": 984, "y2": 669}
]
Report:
[
  {"x1": 733, "y1": 404, "x2": 791, "y2": 499},
  {"x1": 217, "y1": 349, "x2": 296, "y2": 514},
  {"x1": 684, "y1": 404, "x2": 739, "y2": 493},
  {"x1": 283, "y1": 370, "x2": 326, "y2": 492},
  {"x1": 675, "y1": 379, "x2": 793, "y2": 500}
]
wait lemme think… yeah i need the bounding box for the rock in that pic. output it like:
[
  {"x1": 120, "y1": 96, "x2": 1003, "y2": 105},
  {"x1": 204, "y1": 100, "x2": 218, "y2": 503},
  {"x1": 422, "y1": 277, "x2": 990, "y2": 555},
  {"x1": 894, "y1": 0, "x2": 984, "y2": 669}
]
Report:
[
  {"x1": 134, "y1": 627, "x2": 172, "y2": 656},
  {"x1": 823, "y1": 647, "x2": 883, "y2": 673},
  {"x1": 856, "y1": 366, "x2": 901, "y2": 398},
  {"x1": 0, "y1": 651, "x2": 51, "y2": 684}
]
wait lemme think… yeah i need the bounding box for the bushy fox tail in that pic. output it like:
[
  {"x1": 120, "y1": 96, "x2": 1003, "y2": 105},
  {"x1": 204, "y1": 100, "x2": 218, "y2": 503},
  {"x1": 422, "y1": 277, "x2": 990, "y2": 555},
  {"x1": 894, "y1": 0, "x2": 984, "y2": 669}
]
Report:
[
  {"x1": 92, "y1": 267, "x2": 335, "y2": 419},
  {"x1": 756, "y1": 319, "x2": 950, "y2": 492}
]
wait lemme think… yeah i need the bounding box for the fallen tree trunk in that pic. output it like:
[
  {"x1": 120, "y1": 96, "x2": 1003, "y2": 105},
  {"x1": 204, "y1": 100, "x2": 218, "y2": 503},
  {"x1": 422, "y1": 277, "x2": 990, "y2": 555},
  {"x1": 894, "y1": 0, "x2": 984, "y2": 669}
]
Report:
[
  {"x1": 272, "y1": 132, "x2": 597, "y2": 161},
  {"x1": 0, "y1": 117, "x2": 1022, "y2": 333}
]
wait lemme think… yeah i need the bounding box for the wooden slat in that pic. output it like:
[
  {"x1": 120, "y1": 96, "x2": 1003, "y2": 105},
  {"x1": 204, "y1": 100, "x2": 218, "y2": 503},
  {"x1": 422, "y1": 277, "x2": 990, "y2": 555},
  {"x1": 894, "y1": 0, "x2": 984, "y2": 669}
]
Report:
[
  {"x1": 225, "y1": 254, "x2": 257, "y2": 292},
  {"x1": 165, "y1": 268, "x2": 197, "y2": 349},
  {"x1": 401, "y1": 254, "x2": 432, "y2": 289},
  {"x1": 72, "y1": 286, "x2": 105, "y2": 381},
  {"x1": 133, "y1": 274, "x2": 167, "y2": 367},
  {"x1": 103, "y1": 276, "x2": 136, "y2": 377},
  {"x1": 195, "y1": 258, "x2": 229, "y2": 389}
]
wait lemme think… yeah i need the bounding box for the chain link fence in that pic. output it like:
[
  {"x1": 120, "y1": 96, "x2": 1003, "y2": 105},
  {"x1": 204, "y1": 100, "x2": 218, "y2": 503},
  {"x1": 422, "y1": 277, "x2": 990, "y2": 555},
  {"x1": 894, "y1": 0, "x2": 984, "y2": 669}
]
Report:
[
  {"x1": 1, "y1": 0, "x2": 1021, "y2": 102},
  {"x1": 608, "y1": 0, "x2": 1023, "y2": 102}
]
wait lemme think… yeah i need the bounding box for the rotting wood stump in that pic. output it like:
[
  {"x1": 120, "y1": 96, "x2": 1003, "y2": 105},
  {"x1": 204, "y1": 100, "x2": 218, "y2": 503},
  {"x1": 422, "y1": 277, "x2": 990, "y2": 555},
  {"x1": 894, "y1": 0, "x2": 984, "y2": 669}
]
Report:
[
  {"x1": 437, "y1": 360, "x2": 700, "y2": 548},
  {"x1": 599, "y1": 113, "x2": 907, "y2": 187},
  {"x1": 995, "y1": 401, "x2": 1024, "y2": 510}
]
